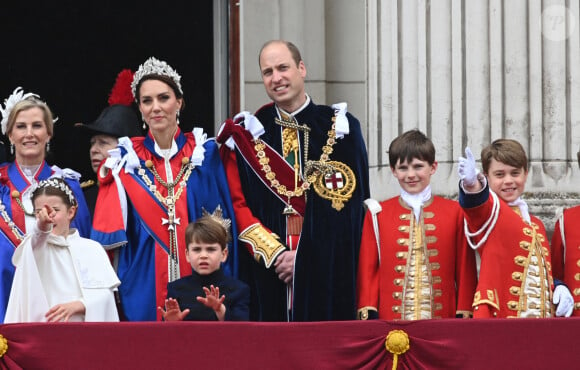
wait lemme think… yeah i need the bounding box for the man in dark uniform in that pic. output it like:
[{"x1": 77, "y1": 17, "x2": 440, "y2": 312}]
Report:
[
  {"x1": 218, "y1": 40, "x2": 370, "y2": 321},
  {"x1": 75, "y1": 70, "x2": 142, "y2": 216}
]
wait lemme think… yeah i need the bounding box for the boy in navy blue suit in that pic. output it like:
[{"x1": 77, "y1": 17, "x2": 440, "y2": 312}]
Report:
[{"x1": 158, "y1": 214, "x2": 250, "y2": 321}]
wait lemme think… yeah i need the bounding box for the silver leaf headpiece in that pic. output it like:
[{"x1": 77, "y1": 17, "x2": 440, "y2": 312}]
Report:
[
  {"x1": 201, "y1": 205, "x2": 232, "y2": 235},
  {"x1": 0, "y1": 87, "x2": 39, "y2": 135},
  {"x1": 34, "y1": 178, "x2": 77, "y2": 206},
  {"x1": 131, "y1": 57, "x2": 183, "y2": 100}
]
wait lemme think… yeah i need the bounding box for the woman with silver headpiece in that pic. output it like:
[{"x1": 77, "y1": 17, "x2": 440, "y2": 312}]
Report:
[
  {"x1": 0, "y1": 88, "x2": 91, "y2": 323},
  {"x1": 91, "y1": 57, "x2": 238, "y2": 321}
]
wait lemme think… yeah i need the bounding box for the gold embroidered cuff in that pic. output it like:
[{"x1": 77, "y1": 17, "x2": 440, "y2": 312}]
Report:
[
  {"x1": 473, "y1": 289, "x2": 500, "y2": 310},
  {"x1": 239, "y1": 224, "x2": 287, "y2": 268},
  {"x1": 357, "y1": 306, "x2": 378, "y2": 320}
]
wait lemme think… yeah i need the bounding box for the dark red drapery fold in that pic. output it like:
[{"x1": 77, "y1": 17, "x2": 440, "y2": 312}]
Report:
[{"x1": 0, "y1": 318, "x2": 574, "y2": 369}]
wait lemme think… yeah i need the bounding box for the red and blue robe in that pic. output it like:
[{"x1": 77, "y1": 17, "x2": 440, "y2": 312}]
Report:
[{"x1": 91, "y1": 129, "x2": 237, "y2": 321}]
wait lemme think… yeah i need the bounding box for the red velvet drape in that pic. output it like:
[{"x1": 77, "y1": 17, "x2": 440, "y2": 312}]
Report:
[{"x1": 0, "y1": 318, "x2": 574, "y2": 369}]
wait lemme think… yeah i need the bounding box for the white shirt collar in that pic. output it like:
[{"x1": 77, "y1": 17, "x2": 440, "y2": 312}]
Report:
[
  {"x1": 277, "y1": 94, "x2": 311, "y2": 117},
  {"x1": 508, "y1": 197, "x2": 531, "y2": 224},
  {"x1": 400, "y1": 185, "x2": 432, "y2": 221},
  {"x1": 153, "y1": 139, "x2": 178, "y2": 159}
]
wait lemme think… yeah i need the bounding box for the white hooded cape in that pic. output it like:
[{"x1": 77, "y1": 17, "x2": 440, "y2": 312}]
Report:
[{"x1": 4, "y1": 226, "x2": 120, "y2": 323}]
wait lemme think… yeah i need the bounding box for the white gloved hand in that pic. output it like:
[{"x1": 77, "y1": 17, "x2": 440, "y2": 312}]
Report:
[
  {"x1": 553, "y1": 285, "x2": 574, "y2": 317},
  {"x1": 458, "y1": 147, "x2": 479, "y2": 187}
]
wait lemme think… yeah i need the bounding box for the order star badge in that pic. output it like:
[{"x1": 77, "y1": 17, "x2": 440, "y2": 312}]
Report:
[{"x1": 162, "y1": 212, "x2": 181, "y2": 230}]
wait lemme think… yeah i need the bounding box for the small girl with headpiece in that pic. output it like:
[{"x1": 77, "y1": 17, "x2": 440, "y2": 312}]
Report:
[
  {"x1": 4, "y1": 178, "x2": 120, "y2": 322},
  {"x1": 0, "y1": 87, "x2": 92, "y2": 323}
]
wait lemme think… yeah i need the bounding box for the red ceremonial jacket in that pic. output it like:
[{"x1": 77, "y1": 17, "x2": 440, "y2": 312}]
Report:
[
  {"x1": 551, "y1": 206, "x2": 580, "y2": 316},
  {"x1": 462, "y1": 189, "x2": 554, "y2": 318},
  {"x1": 357, "y1": 196, "x2": 477, "y2": 320}
]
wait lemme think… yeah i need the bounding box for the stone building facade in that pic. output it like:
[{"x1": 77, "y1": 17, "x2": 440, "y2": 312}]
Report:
[{"x1": 230, "y1": 0, "x2": 580, "y2": 237}]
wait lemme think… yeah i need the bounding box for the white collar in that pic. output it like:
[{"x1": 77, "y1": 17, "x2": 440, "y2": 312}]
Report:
[
  {"x1": 400, "y1": 185, "x2": 432, "y2": 221},
  {"x1": 508, "y1": 197, "x2": 531, "y2": 224},
  {"x1": 277, "y1": 94, "x2": 311, "y2": 117},
  {"x1": 18, "y1": 163, "x2": 41, "y2": 183},
  {"x1": 154, "y1": 139, "x2": 178, "y2": 159}
]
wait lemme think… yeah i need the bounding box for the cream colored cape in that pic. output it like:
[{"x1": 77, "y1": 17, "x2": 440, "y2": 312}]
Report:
[{"x1": 5, "y1": 226, "x2": 120, "y2": 323}]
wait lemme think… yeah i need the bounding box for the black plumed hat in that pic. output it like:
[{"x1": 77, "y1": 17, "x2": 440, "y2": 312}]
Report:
[{"x1": 75, "y1": 69, "x2": 143, "y2": 138}]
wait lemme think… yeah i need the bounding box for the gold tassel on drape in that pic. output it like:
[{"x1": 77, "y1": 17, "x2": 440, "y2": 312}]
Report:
[{"x1": 385, "y1": 330, "x2": 410, "y2": 370}]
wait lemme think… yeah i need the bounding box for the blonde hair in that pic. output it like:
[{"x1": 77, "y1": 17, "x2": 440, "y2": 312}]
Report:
[{"x1": 6, "y1": 98, "x2": 54, "y2": 137}]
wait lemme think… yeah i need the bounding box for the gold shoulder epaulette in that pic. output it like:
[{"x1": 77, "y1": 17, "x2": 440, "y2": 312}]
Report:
[{"x1": 80, "y1": 179, "x2": 96, "y2": 189}]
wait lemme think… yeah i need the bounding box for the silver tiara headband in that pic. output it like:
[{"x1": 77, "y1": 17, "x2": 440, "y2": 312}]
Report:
[
  {"x1": 0, "y1": 87, "x2": 40, "y2": 135},
  {"x1": 131, "y1": 57, "x2": 183, "y2": 100},
  {"x1": 34, "y1": 178, "x2": 77, "y2": 206},
  {"x1": 202, "y1": 205, "x2": 232, "y2": 234}
]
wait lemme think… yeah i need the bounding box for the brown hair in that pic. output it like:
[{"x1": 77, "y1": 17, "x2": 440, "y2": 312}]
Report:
[
  {"x1": 6, "y1": 98, "x2": 55, "y2": 137},
  {"x1": 259, "y1": 40, "x2": 303, "y2": 68},
  {"x1": 481, "y1": 139, "x2": 528, "y2": 174},
  {"x1": 185, "y1": 215, "x2": 230, "y2": 250},
  {"x1": 31, "y1": 178, "x2": 77, "y2": 219},
  {"x1": 388, "y1": 129, "x2": 435, "y2": 168}
]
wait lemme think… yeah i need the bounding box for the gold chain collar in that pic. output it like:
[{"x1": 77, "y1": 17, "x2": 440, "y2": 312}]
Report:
[
  {"x1": 137, "y1": 157, "x2": 192, "y2": 207},
  {"x1": 11, "y1": 191, "x2": 35, "y2": 217},
  {"x1": 0, "y1": 187, "x2": 41, "y2": 241},
  {"x1": 254, "y1": 115, "x2": 339, "y2": 199},
  {"x1": 0, "y1": 200, "x2": 24, "y2": 241},
  {"x1": 136, "y1": 156, "x2": 194, "y2": 282}
]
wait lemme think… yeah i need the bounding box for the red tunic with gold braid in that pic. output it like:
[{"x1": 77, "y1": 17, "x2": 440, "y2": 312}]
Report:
[
  {"x1": 357, "y1": 196, "x2": 477, "y2": 320},
  {"x1": 461, "y1": 187, "x2": 554, "y2": 318},
  {"x1": 551, "y1": 206, "x2": 580, "y2": 316}
]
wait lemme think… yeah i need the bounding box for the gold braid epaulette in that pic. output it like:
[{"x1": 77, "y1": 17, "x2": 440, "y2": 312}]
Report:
[
  {"x1": 472, "y1": 289, "x2": 500, "y2": 310},
  {"x1": 80, "y1": 179, "x2": 95, "y2": 189},
  {"x1": 239, "y1": 224, "x2": 287, "y2": 268}
]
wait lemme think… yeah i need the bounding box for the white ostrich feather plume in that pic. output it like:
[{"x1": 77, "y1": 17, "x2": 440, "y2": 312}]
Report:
[{"x1": 0, "y1": 87, "x2": 39, "y2": 135}]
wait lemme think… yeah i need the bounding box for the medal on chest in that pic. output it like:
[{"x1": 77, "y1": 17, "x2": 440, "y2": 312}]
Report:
[{"x1": 255, "y1": 111, "x2": 356, "y2": 213}]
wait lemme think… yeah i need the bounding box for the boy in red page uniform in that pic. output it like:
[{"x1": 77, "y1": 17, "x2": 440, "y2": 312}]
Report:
[
  {"x1": 550, "y1": 150, "x2": 580, "y2": 316},
  {"x1": 357, "y1": 130, "x2": 477, "y2": 320},
  {"x1": 458, "y1": 139, "x2": 573, "y2": 318}
]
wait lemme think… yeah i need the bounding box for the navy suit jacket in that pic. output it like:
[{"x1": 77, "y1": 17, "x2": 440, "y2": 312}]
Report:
[{"x1": 166, "y1": 269, "x2": 250, "y2": 321}]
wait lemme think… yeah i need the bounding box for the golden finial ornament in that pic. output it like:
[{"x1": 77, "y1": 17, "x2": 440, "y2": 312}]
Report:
[{"x1": 0, "y1": 334, "x2": 8, "y2": 358}]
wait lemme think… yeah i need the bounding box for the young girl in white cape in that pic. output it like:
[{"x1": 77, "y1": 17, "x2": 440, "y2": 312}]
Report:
[{"x1": 4, "y1": 178, "x2": 120, "y2": 322}]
